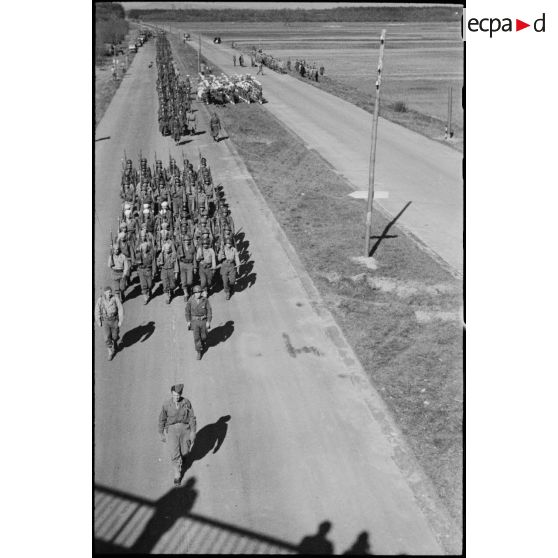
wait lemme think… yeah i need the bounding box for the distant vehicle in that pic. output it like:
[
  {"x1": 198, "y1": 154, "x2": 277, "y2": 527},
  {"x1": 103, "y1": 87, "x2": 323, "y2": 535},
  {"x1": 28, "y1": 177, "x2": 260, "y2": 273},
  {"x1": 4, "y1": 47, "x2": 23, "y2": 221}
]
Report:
[
  {"x1": 213, "y1": 37, "x2": 222, "y2": 44},
  {"x1": 183, "y1": 33, "x2": 191, "y2": 42},
  {"x1": 128, "y1": 43, "x2": 137, "y2": 53}
]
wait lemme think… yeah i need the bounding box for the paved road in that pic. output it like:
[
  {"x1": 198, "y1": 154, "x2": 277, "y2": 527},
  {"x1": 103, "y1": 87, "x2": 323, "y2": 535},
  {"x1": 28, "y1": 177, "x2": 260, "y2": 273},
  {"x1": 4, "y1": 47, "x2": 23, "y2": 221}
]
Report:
[
  {"x1": 186, "y1": 34, "x2": 463, "y2": 277},
  {"x1": 95, "y1": 39, "x2": 459, "y2": 554}
]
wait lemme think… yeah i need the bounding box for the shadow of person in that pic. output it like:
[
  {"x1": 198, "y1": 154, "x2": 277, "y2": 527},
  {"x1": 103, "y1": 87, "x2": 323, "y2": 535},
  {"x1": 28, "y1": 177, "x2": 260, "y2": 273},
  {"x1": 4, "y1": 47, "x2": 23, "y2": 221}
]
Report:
[
  {"x1": 298, "y1": 521, "x2": 334, "y2": 555},
  {"x1": 235, "y1": 262, "x2": 257, "y2": 292},
  {"x1": 120, "y1": 321, "x2": 155, "y2": 349},
  {"x1": 130, "y1": 477, "x2": 198, "y2": 553},
  {"x1": 124, "y1": 283, "x2": 142, "y2": 302},
  {"x1": 206, "y1": 320, "x2": 234, "y2": 348},
  {"x1": 343, "y1": 531, "x2": 372, "y2": 555},
  {"x1": 184, "y1": 415, "x2": 231, "y2": 471}
]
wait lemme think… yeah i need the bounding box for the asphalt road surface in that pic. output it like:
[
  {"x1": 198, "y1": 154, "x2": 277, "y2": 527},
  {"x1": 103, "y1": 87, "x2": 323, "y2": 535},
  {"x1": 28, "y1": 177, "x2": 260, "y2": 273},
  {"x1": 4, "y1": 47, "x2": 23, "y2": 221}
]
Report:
[
  {"x1": 187, "y1": 34, "x2": 463, "y2": 277},
  {"x1": 95, "y1": 40, "x2": 460, "y2": 554}
]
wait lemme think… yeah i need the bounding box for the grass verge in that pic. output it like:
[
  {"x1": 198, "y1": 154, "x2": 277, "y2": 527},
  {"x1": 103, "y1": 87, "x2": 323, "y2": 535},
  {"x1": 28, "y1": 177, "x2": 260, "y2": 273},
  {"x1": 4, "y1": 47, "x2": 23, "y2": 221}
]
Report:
[{"x1": 172, "y1": 35, "x2": 463, "y2": 529}]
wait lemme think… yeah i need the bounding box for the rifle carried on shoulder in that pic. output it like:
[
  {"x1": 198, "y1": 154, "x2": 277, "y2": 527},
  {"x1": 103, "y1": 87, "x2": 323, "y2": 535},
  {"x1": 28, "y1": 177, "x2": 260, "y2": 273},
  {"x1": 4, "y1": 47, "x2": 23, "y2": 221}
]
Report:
[{"x1": 109, "y1": 231, "x2": 115, "y2": 267}]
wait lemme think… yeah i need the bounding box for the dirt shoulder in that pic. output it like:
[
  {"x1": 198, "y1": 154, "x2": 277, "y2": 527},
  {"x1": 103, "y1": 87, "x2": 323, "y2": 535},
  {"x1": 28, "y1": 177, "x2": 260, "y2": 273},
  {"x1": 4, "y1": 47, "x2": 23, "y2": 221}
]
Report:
[{"x1": 172, "y1": 35, "x2": 463, "y2": 529}]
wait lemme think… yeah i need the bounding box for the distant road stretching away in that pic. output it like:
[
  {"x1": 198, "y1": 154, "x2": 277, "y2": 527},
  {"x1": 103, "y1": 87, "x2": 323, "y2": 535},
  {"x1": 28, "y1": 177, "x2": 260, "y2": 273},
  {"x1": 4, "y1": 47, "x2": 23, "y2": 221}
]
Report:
[{"x1": 188, "y1": 33, "x2": 463, "y2": 277}]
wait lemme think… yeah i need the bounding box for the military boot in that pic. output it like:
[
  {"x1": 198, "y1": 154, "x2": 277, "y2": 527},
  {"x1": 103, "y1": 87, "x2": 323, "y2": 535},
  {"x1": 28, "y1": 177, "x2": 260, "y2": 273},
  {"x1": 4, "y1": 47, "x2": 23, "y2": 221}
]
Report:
[
  {"x1": 143, "y1": 293, "x2": 149, "y2": 305},
  {"x1": 107, "y1": 346, "x2": 115, "y2": 361},
  {"x1": 166, "y1": 292, "x2": 171, "y2": 304}
]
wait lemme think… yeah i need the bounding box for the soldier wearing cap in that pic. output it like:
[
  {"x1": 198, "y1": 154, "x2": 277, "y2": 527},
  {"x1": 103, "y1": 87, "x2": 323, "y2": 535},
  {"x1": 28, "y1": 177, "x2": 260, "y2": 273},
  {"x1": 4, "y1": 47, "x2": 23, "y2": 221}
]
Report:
[
  {"x1": 157, "y1": 241, "x2": 178, "y2": 304},
  {"x1": 185, "y1": 285, "x2": 212, "y2": 359},
  {"x1": 219, "y1": 237, "x2": 241, "y2": 300},
  {"x1": 108, "y1": 242, "x2": 130, "y2": 302},
  {"x1": 177, "y1": 234, "x2": 197, "y2": 301},
  {"x1": 95, "y1": 285, "x2": 124, "y2": 361},
  {"x1": 158, "y1": 383, "x2": 197, "y2": 486},
  {"x1": 196, "y1": 238, "x2": 216, "y2": 293}
]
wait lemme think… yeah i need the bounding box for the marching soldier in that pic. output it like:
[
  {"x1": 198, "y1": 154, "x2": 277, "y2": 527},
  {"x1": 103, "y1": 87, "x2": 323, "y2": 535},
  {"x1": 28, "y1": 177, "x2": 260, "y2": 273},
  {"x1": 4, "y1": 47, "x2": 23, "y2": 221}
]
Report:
[
  {"x1": 158, "y1": 383, "x2": 197, "y2": 486},
  {"x1": 196, "y1": 237, "x2": 217, "y2": 293},
  {"x1": 95, "y1": 286, "x2": 124, "y2": 361},
  {"x1": 108, "y1": 242, "x2": 130, "y2": 302},
  {"x1": 157, "y1": 241, "x2": 178, "y2": 304},
  {"x1": 136, "y1": 233, "x2": 157, "y2": 304},
  {"x1": 185, "y1": 285, "x2": 212, "y2": 360},
  {"x1": 176, "y1": 234, "x2": 197, "y2": 301},
  {"x1": 219, "y1": 237, "x2": 240, "y2": 300},
  {"x1": 116, "y1": 230, "x2": 135, "y2": 290}
]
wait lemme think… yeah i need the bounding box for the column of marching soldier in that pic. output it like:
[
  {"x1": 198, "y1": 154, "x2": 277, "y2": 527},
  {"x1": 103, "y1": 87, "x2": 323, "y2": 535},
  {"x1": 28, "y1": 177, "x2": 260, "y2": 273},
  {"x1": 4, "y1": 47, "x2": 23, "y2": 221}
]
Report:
[
  {"x1": 93, "y1": 31, "x2": 244, "y2": 488},
  {"x1": 155, "y1": 32, "x2": 197, "y2": 144},
  {"x1": 94, "y1": 152, "x2": 240, "y2": 362}
]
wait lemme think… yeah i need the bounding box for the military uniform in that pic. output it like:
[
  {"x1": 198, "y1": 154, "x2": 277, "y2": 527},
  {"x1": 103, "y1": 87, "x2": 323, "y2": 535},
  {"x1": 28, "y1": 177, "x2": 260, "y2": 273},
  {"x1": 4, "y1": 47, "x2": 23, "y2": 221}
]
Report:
[
  {"x1": 219, "y1": 244, "x2": 240, "y2": 299},
  {"x1": 95, "y1": 290, "x2": 124, "y2": 360},
  {"x1": 157, "y1": 247, "x2": 178, "y2": 303},
  {"x1": 108, "y1": 251, "x2": 130, "y2": 301},
  {"x1": 196, "y1": 244, "x2": 216, "y2": 291},
  {"x1": 177, "y1": 238, "x2": 197, "y2": 299},
  {"x1": 136, "y1": 241, "x2": 156, "y2": 304},
  {"x1": 185, "y1": 292, "x2": 212, "y2": 357},
  {"x1": 158, "y1": 384, "x2": 197, "y2": 484}
]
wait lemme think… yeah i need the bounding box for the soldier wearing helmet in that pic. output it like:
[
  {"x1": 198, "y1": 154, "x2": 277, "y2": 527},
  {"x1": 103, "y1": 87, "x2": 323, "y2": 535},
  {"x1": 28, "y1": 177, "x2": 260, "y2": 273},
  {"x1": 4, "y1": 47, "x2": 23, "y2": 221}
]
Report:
[
  {"x1": 95, "y1": 286, "x2": 124, "y2": 361},
  {"x1": 108, "y1": 241, "x2": 130, "y2": 302},
  {"x1": 184, "y1": 285, "x2": 212, "y2": 360},
  {"x1": 157, "y1": 241, "x2": 178, "y2": 304},
  {"x1": 116, "y1": 228, "x2": 136, "y2": 288},
  {"x1": 136, "y1": 232, "x2": 156, "y2": 304},
  {"x1": 176, "y1": 234, "x2": 197, "y2": 301},
  {"x1": 219, "y1": 237, "x2": 241, "y2": 300},
  {"x1": 196, "y1": 237, "x2": 216, "y2": 293}
]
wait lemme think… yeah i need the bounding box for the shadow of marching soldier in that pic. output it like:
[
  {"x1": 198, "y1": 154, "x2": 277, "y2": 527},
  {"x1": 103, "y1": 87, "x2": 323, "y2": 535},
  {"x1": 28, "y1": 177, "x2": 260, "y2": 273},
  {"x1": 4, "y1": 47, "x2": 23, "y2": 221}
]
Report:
[
  {"x1": 183, "y1": 415, "x2": 231, "y2": 473},
  {"x1": 120, "y1": 321, "x2": 156, "y2": 349},
  {"x1": 297, "y1": 521, "x2": 334, "y2": 555},
  {"x1": 343, "y1": 531, "x2": 372, "y2": 555},
  {"x1": 205, "y1": 320, "x2": 234, "y2": 349},
  {"x1": 130, "y1": 477, "x2": 198, "y2": 554}
]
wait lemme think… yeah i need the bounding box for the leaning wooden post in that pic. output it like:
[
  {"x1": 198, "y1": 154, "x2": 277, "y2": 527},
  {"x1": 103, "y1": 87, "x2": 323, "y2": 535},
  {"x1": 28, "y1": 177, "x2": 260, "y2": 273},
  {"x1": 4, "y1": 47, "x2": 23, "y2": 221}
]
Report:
[{"x1": 364, "y1": 29, "x2": 386, "y2": 257}]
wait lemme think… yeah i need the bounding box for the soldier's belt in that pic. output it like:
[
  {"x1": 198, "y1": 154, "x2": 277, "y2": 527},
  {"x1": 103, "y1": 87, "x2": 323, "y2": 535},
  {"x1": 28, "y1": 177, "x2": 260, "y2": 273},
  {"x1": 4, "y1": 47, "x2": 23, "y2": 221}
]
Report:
[{"x1": 191, "y1": 315, "x2": 207, "y2": 320}]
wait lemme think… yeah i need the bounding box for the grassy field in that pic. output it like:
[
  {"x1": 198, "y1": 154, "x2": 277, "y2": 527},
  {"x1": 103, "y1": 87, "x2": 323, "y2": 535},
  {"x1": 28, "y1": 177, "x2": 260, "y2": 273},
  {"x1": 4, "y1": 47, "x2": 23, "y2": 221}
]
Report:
[
  {"x1": 163, "y1": 21, "x2": 463, "y2": 146},
  {"x1": 169, "y1": 34, "x2": 463, "y2": 534}
]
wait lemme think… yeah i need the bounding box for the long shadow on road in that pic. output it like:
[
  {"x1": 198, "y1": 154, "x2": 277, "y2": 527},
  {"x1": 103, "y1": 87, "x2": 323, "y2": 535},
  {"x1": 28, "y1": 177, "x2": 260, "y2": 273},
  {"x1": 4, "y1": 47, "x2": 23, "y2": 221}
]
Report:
[
  {"x1": 206, "y1": 320, "x2": 234, "y2": 349},
  {"x1": 120, "y1": 321, "x2": 155, "y2": 349}
]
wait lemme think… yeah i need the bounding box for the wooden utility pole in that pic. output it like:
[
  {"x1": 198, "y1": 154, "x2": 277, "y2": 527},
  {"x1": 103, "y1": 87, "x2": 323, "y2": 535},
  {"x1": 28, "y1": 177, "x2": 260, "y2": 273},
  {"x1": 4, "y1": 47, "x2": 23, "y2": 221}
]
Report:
[
  {"x1": 364, "y1": 29, "x2": 386, "y2": 258},
  {"x1": 198, "y1": 35, "x2": 201, "y2": 74},
  {"x1": 447, "y1": 86, "x2": 453, "y2": 138}
]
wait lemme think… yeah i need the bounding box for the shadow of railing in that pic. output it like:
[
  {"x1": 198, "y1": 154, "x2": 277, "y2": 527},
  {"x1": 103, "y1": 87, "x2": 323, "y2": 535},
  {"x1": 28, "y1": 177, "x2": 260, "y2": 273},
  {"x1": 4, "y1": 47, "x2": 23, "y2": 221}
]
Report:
[{"x1": 95, "y1": 482, "x2": 299, "y2": 554}]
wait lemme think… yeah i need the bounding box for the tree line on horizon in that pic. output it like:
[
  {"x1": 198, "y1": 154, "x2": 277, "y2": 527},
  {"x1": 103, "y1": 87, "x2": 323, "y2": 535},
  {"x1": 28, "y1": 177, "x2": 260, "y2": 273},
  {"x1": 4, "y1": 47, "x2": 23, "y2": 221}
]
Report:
[{"x1": 128, "y1": 6, "x2": 461, "y2": 23}]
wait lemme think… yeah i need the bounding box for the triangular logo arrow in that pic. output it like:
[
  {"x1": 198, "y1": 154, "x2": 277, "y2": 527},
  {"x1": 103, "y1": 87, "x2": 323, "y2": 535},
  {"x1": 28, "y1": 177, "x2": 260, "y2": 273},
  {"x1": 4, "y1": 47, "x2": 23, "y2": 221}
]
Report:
[{"x1": 516, "y1": 19, "x2": 530, "y2": 31}]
